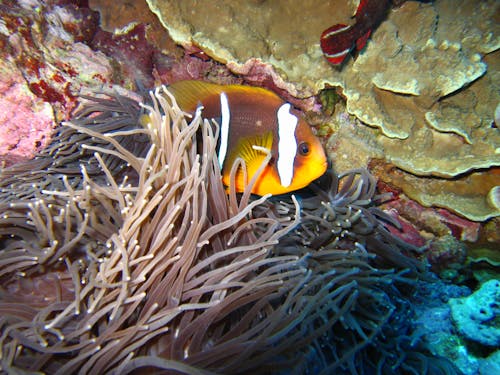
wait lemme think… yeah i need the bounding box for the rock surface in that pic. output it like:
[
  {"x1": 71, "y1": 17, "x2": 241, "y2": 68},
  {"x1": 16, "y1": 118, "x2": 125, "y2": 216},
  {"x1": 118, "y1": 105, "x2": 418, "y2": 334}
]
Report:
[{"x1": 449, "y1": 279, "x2": 500, "y2": 347}]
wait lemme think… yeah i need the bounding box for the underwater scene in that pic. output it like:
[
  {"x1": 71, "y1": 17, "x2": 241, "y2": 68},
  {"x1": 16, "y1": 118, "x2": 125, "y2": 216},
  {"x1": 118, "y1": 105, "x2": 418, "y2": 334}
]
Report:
[{"x1": 0, "y1": 0, "x2": 498, "y2": 374}]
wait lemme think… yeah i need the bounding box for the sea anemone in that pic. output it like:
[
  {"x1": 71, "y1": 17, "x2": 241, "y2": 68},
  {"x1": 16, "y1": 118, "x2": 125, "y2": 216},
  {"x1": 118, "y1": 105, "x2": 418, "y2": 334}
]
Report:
[
  {"x1": 0, "y1": 86, "x2": 307, "y2": 373},
  {"x1": 0, "y1": 86, "x2": 458, "y2": 374},
  {"x1": 267, "y1": 169, "x2": 458, "y2": 374}
]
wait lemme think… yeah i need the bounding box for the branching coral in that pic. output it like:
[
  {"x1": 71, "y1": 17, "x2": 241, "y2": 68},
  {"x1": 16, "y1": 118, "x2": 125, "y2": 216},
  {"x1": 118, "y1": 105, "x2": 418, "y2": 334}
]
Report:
[{"x1": 0, "y1": 87, "x2": 458, "y2": 374}]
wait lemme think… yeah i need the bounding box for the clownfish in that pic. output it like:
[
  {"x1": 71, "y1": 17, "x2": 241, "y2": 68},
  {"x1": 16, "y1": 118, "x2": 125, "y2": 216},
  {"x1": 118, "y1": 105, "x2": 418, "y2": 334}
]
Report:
[
  {"x1": 320, "y1": 0, "x2": 391, "y2": 66},
  {"x1": 167, "y1": 80, "x2": 327, "y2": 196}
]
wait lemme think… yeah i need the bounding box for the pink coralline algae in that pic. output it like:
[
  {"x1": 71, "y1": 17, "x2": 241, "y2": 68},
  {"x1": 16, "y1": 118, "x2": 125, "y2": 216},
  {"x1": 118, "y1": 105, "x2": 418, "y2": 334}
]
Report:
[
  {"x1": 379, "y1": 190, "x2": 481, "y2": 270},
  {"x1": 0, "y1": 2, "x2": 107, "y2": 117},
  {"x1": 153, "y1": 50, "x2": 239, "y2": 87},
  {"x1": 383, "y1": 196, "x2": 480, "y2": 244},
  {"x1": 383, "y1": 208, "x2": 428, "y2": 249},
  {"x1": 0, "y1": 62, "x2": 54, "y2": 167}
]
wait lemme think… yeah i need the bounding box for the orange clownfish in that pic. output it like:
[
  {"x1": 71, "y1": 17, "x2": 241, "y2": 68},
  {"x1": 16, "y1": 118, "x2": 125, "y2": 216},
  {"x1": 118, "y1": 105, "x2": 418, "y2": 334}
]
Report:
[{"x1": 168, "y1": 80, "x2": 327, "y2": 196}]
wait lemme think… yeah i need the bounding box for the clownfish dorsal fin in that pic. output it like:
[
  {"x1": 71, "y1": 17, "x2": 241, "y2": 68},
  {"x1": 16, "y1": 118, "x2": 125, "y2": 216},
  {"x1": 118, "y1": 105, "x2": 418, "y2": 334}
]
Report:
[
  {"x1": 168, "y1": 80, "x2": 226, "y2": 111},
  {"x1": 168, "y1": 80, "x2": 282, "y2": 112}
]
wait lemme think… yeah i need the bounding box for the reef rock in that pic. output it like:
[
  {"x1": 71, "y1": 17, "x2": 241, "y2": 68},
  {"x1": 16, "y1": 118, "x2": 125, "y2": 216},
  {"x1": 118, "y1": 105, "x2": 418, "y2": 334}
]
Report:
[
  {"x1": 0, "y1": 0, "x2": 117, "y2": 167},
  {"x1": 147, "y1": 0, "x2": 500, "y2": 221},
  {"x1": 449, "y1": 279, "x2": 500, "y2": 347}
]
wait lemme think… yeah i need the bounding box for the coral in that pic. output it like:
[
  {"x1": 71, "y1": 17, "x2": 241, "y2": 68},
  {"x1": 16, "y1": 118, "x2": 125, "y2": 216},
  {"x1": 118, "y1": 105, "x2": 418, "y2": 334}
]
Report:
[
  {"x1": 466, "y1": 246, "x2": 500, "y2": 284},
  {"x1": 479, "y1": 350, "x2": 500, "y2": 375},
  {"x1": 146, "y1": 0, "x2": 500, "y2": 222},
  {"x1": 88, "y1": 0, "x2": 244, "y2": 90},
  {"x1": 449, "y1": 279, "x2": 500, "y2": 347},
  {"x1": 331, "y1": 0, "x2": 500, "y2": 221},
  {"x1": 89, "y1": 0, "x2": 179, "y2": 54},
  {"x1": 371, "y1": 160, "x2": 500, "y2": 222},
  {"x1": 145, "y1": 0, "x2": 351, "y2": 99},
  {"x1": 426, "y1": 235, "x2": 467, "y2": 273},
  {"x1": 91, "y1": 23, "x2": 156, "y2": 88},
  {"x1": 376, "y1": 181, "x2": 481, "y2": 242}
]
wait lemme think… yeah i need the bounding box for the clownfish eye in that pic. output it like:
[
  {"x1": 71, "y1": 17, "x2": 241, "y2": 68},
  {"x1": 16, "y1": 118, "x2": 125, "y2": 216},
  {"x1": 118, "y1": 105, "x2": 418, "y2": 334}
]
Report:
[{"x1": 298, "y1": 142, "x2": 310, "y2": 156}]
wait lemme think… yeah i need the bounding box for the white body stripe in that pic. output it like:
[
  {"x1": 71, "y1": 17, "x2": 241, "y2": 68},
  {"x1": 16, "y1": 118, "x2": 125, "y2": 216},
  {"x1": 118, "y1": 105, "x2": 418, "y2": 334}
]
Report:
[
  {"x1": 324, "y1": 47, "x2": 351, "y2": 59},
  {"x1": 321, "y1": 25, "x2": 351, "y2": 39},
  {"x1": 218, "y1": 92, "x2": 230, "y2": 168},
  {"x1": 276, "y1": 103, "x2": 298, "y2": 187}
]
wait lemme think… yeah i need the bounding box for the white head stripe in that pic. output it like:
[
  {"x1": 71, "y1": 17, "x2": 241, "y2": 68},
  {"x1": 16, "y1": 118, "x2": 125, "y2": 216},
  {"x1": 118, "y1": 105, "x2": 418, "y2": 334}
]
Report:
[
  {"x1": 276, "y1": 103, "x2": 298, "y2": 187},
  {"x1": 218, "y1": 92, "x2": 230, "y2": 168}
]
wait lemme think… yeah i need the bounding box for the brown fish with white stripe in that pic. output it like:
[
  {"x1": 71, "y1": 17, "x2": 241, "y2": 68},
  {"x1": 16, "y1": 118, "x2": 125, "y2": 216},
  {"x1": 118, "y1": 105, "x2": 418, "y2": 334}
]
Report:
[{"x1": 167, "y1": 80, "x2": 327, "y2": 196}]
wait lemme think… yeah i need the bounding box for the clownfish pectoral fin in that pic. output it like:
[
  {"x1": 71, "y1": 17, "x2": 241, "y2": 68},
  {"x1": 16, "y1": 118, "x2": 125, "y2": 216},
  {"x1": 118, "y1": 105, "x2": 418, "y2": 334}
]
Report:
[
  {"x1": 356, "y1": 30, "x2": 372, "y2": 51},
  {"x1": 223, "y1": 132, "x2": 274, "y2": 184},
  {"x1": 234, "y1": 132, "x2": 273, "y2": 172}
]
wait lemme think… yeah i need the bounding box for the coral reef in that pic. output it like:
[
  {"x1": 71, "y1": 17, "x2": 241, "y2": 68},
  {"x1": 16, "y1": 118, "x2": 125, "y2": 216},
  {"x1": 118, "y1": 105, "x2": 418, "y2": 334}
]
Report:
[
  {"x1": 146, "y1": 0, "x2": 500, "y2": 221},
  {"x1": 0, "y1": 0, "x2": 235, "y2": 168},
  {"x1": 408, "y1": 278, "x2": 500, "y2": 375},
  {"x1": 412, "y1": 280, "x2": 476, "y2": 375},
  {"x1": 411, "y1": 279, "x2": 500, "y2": 375},
  {"x1": 0, "y1": 0, "x2": 497, "y2": 372}
]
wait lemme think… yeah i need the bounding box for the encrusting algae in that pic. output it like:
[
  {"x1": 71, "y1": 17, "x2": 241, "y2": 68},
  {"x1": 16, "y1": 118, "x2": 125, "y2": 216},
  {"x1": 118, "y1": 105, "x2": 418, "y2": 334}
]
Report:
[{"x1": 0, "y1": 86, "x2": 459, "y2": 374}]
